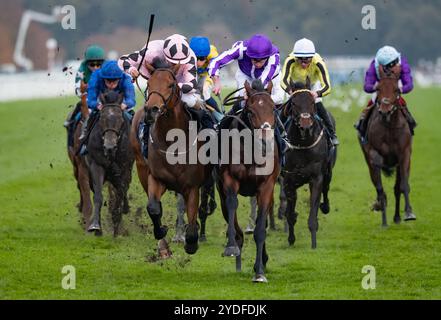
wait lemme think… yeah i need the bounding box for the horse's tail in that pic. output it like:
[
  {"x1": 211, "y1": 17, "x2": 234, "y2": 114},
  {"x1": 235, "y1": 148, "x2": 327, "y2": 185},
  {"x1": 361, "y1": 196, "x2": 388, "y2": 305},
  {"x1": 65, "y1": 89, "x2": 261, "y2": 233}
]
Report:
[{"x1": 382, "y1": 166, "x2": 395, "y2": 177}]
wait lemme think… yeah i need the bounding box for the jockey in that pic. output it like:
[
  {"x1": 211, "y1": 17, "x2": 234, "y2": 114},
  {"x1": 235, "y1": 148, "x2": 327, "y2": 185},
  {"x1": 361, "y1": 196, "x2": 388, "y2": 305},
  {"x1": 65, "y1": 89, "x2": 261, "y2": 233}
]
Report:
[
  {"x1": 189, "y1": 36, "x2": 223, "y2": 120},
  {"x1": 356, "y1": 45, "x2": 416, "y2": 141},
  {"x1": 64, "y1": 45, "x2": 105, "y2": 144},
  {"x1": 209, "y1": 33, "x2": 285, "y2": 110},
  {"x1": 281, "y1": 38, "x2": 339, "y2": 146},
  {"x1": 208, "y1": 33, "x2": 287, "y2": 151},
  {"x1": 79, "y1": 60, "x2": 136, "y2": 142},
  {"x1": 119, "y1": 34, "x2": 203, "y2": 109}
]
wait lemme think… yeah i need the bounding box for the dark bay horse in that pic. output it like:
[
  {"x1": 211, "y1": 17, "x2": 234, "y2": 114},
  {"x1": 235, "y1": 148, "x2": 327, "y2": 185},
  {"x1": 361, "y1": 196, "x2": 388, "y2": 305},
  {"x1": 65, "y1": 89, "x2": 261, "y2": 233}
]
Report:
[
  {"x1": 282, "y1": 80, "x2": 337, "y2": 249},
  {"x1": 85, "y1": 91, "x2": 134, "y2": 236},
  {"x1": 217, "y1": 80, "x2": 280, "y2": 283},
  {"x1": 359, "y1": 67, "x2": 416, "y2": 226},
  {"x1": 131, "y1": 58, "x2": 213, "y2": 255},
  {"x1": 66, "y1": 98, "x2": 92, "y2": 229}
]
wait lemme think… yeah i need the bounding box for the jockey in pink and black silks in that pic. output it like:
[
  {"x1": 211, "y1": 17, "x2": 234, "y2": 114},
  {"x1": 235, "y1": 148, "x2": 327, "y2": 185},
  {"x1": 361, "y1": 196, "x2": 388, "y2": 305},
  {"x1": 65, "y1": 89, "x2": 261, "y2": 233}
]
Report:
[{"x1": 118, "y1": 34, "x2": 202, "y2": 109}]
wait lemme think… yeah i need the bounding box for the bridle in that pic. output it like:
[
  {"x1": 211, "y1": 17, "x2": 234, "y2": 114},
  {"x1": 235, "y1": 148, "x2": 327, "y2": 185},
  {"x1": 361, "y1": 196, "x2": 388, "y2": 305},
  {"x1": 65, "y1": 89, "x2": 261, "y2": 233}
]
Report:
[
  {"x1": 286, "y1": 89, "x2": 318, "y2": 129},
  {"x1": 145, "y1": 68, "x2": 180, "y2": 117},
  {"x1": 242, "y1": 91, "x2": 276, "y2": 131},
  {"x1": 100, "y1": 103, "x2": 126, "y2": 143}
]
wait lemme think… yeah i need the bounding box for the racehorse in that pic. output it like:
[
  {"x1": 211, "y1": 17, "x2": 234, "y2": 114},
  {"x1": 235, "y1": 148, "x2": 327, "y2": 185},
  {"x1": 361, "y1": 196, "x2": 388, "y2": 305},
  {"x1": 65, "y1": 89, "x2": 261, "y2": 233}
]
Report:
[
  {"x1": 217, "y1": 79, "x2": 280, "y2": 283},
  {"x1": 282, "y1": 79, "x2": 337, "y2": 249},
  {"x1": 85, "y1": 90, "x2": 134, "y2": 236},
  {"x1": 66, "y1": 101, "x2": 92, "y2": 230},
  {"x1": 359, "y1": 67, "x2": 416, "y2": 226},
  {"x1": 130, "y1": 58, "x2": 213, "y2": 255}
]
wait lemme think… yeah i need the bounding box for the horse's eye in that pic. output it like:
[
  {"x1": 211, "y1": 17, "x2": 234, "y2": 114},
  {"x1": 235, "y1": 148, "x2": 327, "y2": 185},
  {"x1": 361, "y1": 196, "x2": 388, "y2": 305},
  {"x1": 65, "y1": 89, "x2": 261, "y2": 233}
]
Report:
[{"x1": 168, "y1": 84, "x2": 174, "y2": 89}]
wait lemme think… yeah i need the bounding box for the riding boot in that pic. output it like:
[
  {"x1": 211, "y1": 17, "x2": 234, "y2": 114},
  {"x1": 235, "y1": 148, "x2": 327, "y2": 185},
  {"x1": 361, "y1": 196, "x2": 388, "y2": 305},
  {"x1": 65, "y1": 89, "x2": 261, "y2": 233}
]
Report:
[
  {"x1": 401, "y1": 105, "x2": 417, "y2": 136},
  {"x1": 64, "y1": 102, "x2": 82, "y2": 128},
  {"x1": 355, "y1": 102, "x2": 375, "y2": 144},
  {"x1": 316, "y1": 102, "x2": 339, "y2": 146}
]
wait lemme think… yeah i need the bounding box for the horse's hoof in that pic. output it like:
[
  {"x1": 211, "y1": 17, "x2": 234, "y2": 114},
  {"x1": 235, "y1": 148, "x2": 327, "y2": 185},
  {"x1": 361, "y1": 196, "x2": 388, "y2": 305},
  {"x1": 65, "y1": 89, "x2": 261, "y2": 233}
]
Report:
[
  {"x1": 244, "y1": 226, "x2": 254, "y2": 235},
  {"x1": 404, "y1": 213, "x2": 416, "y2": 221},
  {"x1": 320, "y1": 202, "x2": 330, "y2": 215},
  {"x1": 88, "y1": 223, "x2": 101, "y2": 233},
  {"x1": 372, "y1": 201, "x2": 382, "y2": 212},
  {"x1": 382, "y1": 223, "x2": 388, "y2": 228},
  {"x1": 172, "y1": 234, "x2": 185, "y2": 244},
  {"x1": 252, "y1": 274, "x2": 268, "y2": 283},
  {"x1": 184, "y1": 242, "x2": 199, "y2": 255},
  {"x1": 199, "y1": 234, "x2": 207, "y2": 242},
  {"x1": 223, "y1": 246, "x2": 240, "y2": 257},
  {"x1": 288, "y1": 236, "x2": 296, "y2": 246},
  {"x1": 158, "y1": 239, "x2": 172, "y2": 259},
  {"x1": 394, "y1": 216, "x2": 401, "y2": 224},
  {"x1": 94, "y1": 230, "x2": 103, "y2": 237},
  {"x1": 154, "y1": 226, "x2": 168, "y2": 240}
]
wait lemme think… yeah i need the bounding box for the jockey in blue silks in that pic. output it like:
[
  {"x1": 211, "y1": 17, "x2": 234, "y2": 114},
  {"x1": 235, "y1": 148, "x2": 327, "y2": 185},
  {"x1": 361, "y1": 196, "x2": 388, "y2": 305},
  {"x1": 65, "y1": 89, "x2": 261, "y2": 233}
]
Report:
[{"x1": 79, "y1": 60, "x2": 136, "y2": 144}]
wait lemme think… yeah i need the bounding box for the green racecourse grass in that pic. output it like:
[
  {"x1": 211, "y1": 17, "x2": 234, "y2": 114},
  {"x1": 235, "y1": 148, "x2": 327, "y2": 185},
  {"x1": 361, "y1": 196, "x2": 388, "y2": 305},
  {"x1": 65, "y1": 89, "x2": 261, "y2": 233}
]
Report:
[{"x1": 0, "y1": 86, "x2": 440, "y2": 300}]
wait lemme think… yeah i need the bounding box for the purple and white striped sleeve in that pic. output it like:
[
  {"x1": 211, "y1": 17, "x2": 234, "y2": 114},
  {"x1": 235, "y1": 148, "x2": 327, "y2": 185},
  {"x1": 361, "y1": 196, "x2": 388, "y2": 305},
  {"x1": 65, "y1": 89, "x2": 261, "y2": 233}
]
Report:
[
  {"x1": 208, "y1": 42, "x2": 243, "y2": 77},
  {"x1": 260, "y1": 53, "x2": 280, "y2": 87}
]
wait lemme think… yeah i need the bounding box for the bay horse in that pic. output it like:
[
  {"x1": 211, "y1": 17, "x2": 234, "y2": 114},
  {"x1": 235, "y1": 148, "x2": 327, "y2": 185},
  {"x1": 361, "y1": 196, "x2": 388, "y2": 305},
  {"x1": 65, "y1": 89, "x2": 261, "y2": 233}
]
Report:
[
  {"x1": 282, "y1": 80, "x2": 337, "y2": 249},
  {"x1": 66, "y1": 100, "x2": 92, "y2": 230},
  {"x1": 359, "y1": 67, "x2": 416, "y2": 226},
  {"x1": 130, "y1": 58, "x2": 213, "y2": 255},
  {"x1": 85, "y1": 90, "x2": 134, "y2": 236},
  {"x1": 217, "y1": 79, "x2": 280, "y2": 283}
]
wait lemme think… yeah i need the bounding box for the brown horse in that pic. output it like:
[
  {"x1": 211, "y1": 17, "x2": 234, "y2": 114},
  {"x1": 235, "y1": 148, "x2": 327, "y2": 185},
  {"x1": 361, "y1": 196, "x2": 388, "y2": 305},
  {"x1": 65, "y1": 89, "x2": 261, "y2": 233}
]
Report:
[
  {"x1": 130, "y1": 58, "x2": 212, "y2": 255},
  {"x1": 359, "y1": 67, "x2": 416, "y2": 227},
  {"x1": 217, "y1": 80, "x2": 280, "y2": 283},
  {"x1": 66, "y1": 100, "x2": 92, "y2": 230}
]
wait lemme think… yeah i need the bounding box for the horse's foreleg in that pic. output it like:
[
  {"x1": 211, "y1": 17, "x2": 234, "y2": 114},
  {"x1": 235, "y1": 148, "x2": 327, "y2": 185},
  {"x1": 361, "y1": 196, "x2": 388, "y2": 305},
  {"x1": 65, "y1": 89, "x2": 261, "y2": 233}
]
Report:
[
  {"x1": 173, "y1": 193, "x2": 186, "y2": 243},
  {"x1": 320, "y1": 166, "x2": 332, "y2": 215},
  {"x1": 401, "y1": 153, "x2": 416, "y2": 221},
  {"x1": 394, "y1": 168, "x2": 402, "y2": 224},
  {"x1": 253, "y1": 184, "x2": 274, "y2": 283},
  {"x1": 88, "y1": 162, "x2": 105, "y2": 236},
  {"x1": 183, "y1": 187, "x2": 200, "y2": 255},
  {"x1": 284, "y1": 182, "x2": 298, "y2": 246},
  {"x1": 147, "y1": 176, "x2": 167, "y2": 240},
  {"x1": 77, "y1": 159, "x2": 92, "y2": 229},
  {"x1": 278, "y1": 176, "x2": 287, "y2": 220},
  {"x1": 223, "y1": 184, "x2": 240, "y2": 258},
  {"x1": 309, "y1": 176, "x2": 323, "y2": 249},
  {"x1": 368, "y1": 151, "x2": 388, "y2": 227}
]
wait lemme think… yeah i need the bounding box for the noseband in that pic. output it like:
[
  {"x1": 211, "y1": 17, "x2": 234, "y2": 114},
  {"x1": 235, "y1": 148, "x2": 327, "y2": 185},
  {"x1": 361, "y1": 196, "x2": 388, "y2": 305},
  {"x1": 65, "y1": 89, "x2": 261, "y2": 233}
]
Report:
[
  {"x1": 146, "y1": 68, "x2": 179, "y2": 116},
  {"x1": 243, "y1": 91, "x2": 276, "y2": 130}
]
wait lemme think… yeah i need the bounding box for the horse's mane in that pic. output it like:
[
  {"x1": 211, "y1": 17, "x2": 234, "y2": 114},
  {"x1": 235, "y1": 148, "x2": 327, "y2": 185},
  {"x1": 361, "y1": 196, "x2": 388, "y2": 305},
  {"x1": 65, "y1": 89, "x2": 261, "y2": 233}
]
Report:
[{"x1": 152, "y1": 57, "x2": 170, "y2": 69}]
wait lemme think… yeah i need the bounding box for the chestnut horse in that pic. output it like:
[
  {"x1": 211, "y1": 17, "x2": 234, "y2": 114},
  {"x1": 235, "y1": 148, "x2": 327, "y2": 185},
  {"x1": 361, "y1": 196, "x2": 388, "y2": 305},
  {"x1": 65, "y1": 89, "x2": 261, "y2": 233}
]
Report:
[
  {"x1": 359, "y1": 67, "x2": 416, "y2": 226},
  {"x1": 130, "y1": 58, "x2": 212, "y2": 255},
  {"x1": 217, "y1": 80, "x2": 280, "y2": 283},
  {"x1": 66, "y1": 97, "x2": 92, "y2": 229}
]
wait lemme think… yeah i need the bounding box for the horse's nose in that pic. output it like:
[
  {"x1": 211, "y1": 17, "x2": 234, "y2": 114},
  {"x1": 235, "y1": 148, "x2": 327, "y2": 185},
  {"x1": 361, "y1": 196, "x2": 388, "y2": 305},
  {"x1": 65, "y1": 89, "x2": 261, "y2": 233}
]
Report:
[{"x1": 104, "y1": 145, "x2": 117, "y2": 158}]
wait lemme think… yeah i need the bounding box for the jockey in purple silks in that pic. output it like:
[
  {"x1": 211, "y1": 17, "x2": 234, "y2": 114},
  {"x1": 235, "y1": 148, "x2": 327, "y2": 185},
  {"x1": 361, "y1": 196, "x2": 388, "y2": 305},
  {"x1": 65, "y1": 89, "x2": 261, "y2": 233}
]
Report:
[{"x1": 356, "y1": 46, "x2": 417, "y2": 141}]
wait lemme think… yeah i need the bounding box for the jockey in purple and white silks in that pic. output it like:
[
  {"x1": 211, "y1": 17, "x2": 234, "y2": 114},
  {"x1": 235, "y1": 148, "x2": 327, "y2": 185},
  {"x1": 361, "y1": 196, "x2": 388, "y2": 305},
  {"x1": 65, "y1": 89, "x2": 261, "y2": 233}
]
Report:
[{"x1": 208, "y1": 34, "x2": 285, "y2": 109}]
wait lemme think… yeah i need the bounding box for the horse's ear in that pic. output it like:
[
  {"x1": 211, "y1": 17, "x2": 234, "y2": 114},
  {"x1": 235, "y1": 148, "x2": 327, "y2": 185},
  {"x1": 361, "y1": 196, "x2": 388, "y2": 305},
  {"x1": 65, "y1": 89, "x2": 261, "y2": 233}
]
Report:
[
  {"x1": 305, "y1": 76, "x2": 311, "y2": 89},
  {"x1": 244, "y1": 80, "x2": 252, "y2": 95},
  {"x1": 99, "y1": 93, "x2": 105, "y2": 104},
  {"x1": 118, "y1": 93, "x2": 124, "y2": 105},
  {"x1": 266, "y1": 80, "x2": 273, "y2": 94},
  {"x1": 283, "y1": 100, "x2": 292, "y2": 118},
  {"x1": 145, "y1": 63, "x2": 155, "y2": 74},
  {"x1": 289, "y1": 80, "x2": 295, "y2": 94},
  {"x1": 171, "y1": 63, "x2": 181, "y2": 75}
]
